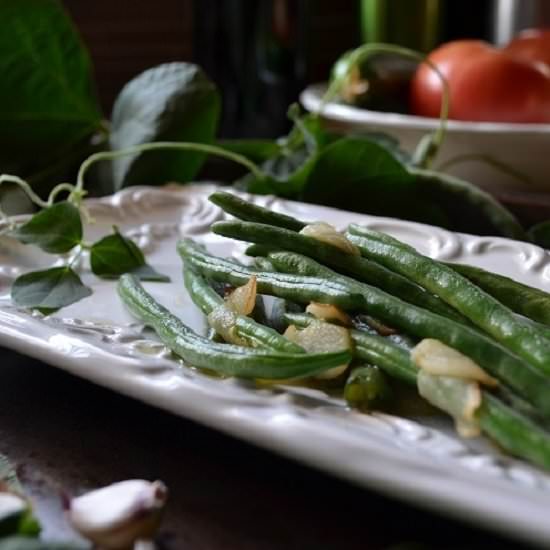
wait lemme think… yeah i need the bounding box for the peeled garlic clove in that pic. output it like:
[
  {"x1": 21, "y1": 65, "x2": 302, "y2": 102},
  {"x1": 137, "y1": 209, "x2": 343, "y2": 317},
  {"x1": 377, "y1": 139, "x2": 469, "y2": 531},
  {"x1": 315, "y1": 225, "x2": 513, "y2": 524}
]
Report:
[
  {"x1": 305, "y1": 302, "x2": 352, "y2": 326},
  {"x1": 412, "y1": 338, "x2": 498, "y2": 387},
  {"x1": 300, "y1": 222, "x2": 360, "y2": 256},
  {"x1": 285, "y1": 319, "x2": 351, "y2": 380},
  {"x1": 67, "y1": 479, "x2": 167, "y2": 550},
  {"x1": 226, "y1": 275, "x2": 257, "y2": 315}
]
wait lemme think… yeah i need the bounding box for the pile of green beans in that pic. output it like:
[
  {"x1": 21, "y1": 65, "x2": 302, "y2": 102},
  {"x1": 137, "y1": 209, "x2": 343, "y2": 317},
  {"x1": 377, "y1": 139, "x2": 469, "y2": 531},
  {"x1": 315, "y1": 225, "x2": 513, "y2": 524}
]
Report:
[
  {"x1": 117, "y1": 190, "x2": 550, "y2": 470},
  {"x1": 193, "y1": 191, "x2": 550, "y2": 470}
]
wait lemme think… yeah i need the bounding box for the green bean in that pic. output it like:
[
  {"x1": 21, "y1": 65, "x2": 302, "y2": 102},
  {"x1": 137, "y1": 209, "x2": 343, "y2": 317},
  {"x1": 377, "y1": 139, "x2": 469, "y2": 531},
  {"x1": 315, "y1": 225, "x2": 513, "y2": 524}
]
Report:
[
  {"x1": 267, "y1": 251, "x2": 550, "y2": 416},
  {"x1": 183, "y1": 266, "x2": 303, "y2": 353},
  {"x1": 347, "y1": 227, "x2": 550, "y2": 375},
  {"x1": 246, "y1": 244, "x2": 274, "y2": 257},
  {"x1": 212, "y1": 220, "x2": 469, "y2": 324},
  {"x1": 209, "y1": 191, "x2": 306, "y2": 231},
  {"x1": 446, "y1": 262, "x2": 550, "y2": 326},
  {"x1": 252, "y1": 256, "x2": 277, "y2": 272},
  {"x1": 285, "y1": 311, "x2": 550, "y2": 469},
  {"x1": 478, "y1": 393, "x2": 550, "y2": 470},
  {"x1": 178, "y1": 238, "x2": 363, "y2": 311},
  {"x1": 117, "y1": 274, "x2": 351, "y2": 380},
  {"x1": 348, "y1": 227, "x2": 550, "y2": 330},
  {"x1": 344, "y1": 365, "x2": 392, "y2": 411}
]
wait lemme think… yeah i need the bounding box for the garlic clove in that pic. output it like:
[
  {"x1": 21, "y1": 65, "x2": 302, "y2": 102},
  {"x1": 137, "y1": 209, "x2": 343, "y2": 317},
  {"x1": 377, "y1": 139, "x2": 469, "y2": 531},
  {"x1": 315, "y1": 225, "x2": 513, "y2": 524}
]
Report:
[{"x1": 67, "y1": 479, "x2": 167, "y2": 550}]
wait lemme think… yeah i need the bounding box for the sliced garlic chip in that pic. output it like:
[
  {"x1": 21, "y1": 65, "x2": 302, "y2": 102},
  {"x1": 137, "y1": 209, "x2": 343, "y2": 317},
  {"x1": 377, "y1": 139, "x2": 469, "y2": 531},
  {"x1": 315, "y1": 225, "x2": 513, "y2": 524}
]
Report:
[
  {"x1": 306, "y1": 302, "x2": 352, "y2": 326},
  {"x1": 411, "y1": 339, "x2": 498, "y2": 387},
  {"x1": 417, "y1": 370, "x2": 482, "y2": 438},
  {"x1": 68, "y1": 479, "x2": 168, "y2": 550},
  {"x1": 300, "y1": 222, "x2": 360, "y2": 256},
  {"x1": 226, "y1": 275, "x2": 257, "y2": 315},
  {"x1": 284, "y1": 320, "x2": 351, "y2": 379},
  {"x1": 207, "y1": 305, "x2": 247, "y2": 346}
]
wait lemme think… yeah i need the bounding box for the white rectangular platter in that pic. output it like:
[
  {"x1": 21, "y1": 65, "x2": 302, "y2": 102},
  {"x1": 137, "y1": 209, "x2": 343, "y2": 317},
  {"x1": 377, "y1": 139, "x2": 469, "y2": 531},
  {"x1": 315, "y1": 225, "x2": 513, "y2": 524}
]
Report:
[{"x1": 1, "y1": 184, "x2": 550, "y2": 546}]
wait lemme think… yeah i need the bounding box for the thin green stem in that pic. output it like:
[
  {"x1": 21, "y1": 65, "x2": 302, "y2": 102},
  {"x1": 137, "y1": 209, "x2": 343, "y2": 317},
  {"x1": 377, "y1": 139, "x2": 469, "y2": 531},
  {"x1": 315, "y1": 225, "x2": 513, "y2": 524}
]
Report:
[
  {"x1": 321, "y1": 43, "x2": 450, "y2": 167},
  {"x1": 0, "y1": 174, "x2": 49, "y2": 224},
  {"x1": 0, "y1": 175, "x2": 49, "y2": 210},
  {"x1": 47, "y1": 183, "x2": 78, "y2": 205},
  {"x1": 74, "y1": 141, "x2": 266, "y2": 196}
]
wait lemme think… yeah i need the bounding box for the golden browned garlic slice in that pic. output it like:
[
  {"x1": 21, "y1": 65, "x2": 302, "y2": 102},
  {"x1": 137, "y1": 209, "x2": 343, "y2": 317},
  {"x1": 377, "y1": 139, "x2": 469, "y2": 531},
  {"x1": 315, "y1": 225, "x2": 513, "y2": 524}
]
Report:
[
  {"x1": 226, "y1": 275, "x2": 257, "y2": 315},
  {"x1": 300, "y1": 222, "x2": 360, "y2": 256},
  {"x1": 207, "y1": 306, "x2": 246, "y2": 346},
  {"x1": 306, "y1": 302, "x2": 352, "y2": 326},
  {"x1": 67, "y1": 479, "x2": 168, "y2": 550},
  {"x1": 411, "y1": 339, "x2": 498, "y2": 387},
  {"x1": 284, "y1": 319, "x2": 351, "y2": 379},
  {"x1": 417, "y1": 371, "x2": 482, "y2": 438}
]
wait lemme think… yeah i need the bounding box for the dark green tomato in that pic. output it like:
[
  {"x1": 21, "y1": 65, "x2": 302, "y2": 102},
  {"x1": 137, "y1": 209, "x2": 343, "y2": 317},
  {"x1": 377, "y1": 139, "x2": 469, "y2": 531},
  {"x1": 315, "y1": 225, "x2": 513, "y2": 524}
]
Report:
[
  {"x1": 344, "y1": 365, "x2": 392, "y2": 411},
  {"x1": 330, "y1": 51, "x2": 416, "y2": 113}
]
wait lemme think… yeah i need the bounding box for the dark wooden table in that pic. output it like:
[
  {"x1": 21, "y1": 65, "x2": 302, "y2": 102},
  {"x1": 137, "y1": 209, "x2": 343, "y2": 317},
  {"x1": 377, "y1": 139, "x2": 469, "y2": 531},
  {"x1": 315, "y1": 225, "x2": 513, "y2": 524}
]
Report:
[{"x1": 0, "y1": 347, "x2": 532, "y2": 549}]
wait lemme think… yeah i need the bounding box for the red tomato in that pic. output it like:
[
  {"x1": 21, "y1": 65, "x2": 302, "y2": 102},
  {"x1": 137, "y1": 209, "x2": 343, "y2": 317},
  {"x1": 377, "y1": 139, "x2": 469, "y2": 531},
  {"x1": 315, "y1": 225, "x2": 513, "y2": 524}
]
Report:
[
  {"x1": 505, "y1": 29, "x2": 550, "y2": 68},
  {"x1": 410, "y1": 39, "x2": 550, "y2": 123}
]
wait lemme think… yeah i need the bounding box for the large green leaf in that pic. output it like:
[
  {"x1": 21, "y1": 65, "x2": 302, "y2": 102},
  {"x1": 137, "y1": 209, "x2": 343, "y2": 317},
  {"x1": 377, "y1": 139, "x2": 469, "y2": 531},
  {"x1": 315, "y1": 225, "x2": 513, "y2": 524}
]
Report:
[
  {"x1": 90, "y1": 230, "x2": 169, "y2": 282},
  {"x1": 13, "y1": 202, "x2": 82, "y2": 254},
  {"x1": 301, "y1": 137, "x2": 452, "y2": 227},
  {"x1": 11, "y1": 267, "x2": 92, "y2": 311},
  {"x1": 301, "y1": 137, "x2": 527, "y2": 238},
  {"x1": 528, "y1": 220, "x2": 550, "y2": 249},
  {"x1": 0, "y1": 0, "x2": 101, "y2": 174},
  {"x1": 109, "y1": 62, "x2": 220, "y2": 189}
]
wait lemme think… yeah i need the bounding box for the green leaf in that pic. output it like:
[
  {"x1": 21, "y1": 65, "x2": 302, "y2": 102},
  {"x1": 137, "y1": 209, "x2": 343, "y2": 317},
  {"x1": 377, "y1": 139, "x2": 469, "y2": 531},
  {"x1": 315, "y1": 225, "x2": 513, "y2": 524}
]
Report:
[
  {"x1": 0, "y1": 538, "x2": 88, "y2": 550},
  {"x1": 13, "y1": 202, "x2": 82, "y2": 254},
  {"x1": 528, "y1": 221, "x2": 550, "y2": 249},
  {"x1": 11, "y1": 267, "x2": 92, "y2": 311},
  {"x1": 90, "y1": 230, "x2": 170, "y2": 281},
  {"x1": 109, "y1": 62, "x2": 220, "y2": 189},
  {"x1": 0, "y1": 0, "x2": 101, "y2": 173},
  {"x1": 236, "y1": 111, "x2": 330, "y2": 196},
  {"x1": 350, "y1": 131, "x2": 412, "y2": 165},
  {"x1": 300, "y1": 136, "x2": 527, "y2": 239},
  {"x1": 301, "y1": 137, "x2": 451, "y2": 226}
]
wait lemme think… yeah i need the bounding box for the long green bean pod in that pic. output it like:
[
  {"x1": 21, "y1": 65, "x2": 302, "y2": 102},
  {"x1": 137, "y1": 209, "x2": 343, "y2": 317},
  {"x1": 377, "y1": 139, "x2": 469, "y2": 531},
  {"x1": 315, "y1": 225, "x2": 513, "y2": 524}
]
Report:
[
  {"x1": 183, "y1": 266, "x2": 303, "y2": 353},
  {"x1": 347, "y1": 226, "x2": 550, "y2": 330},
  {"x1": 265, "y1": 250, "x2": 550, "y2": 416},
  {"x1": 211, "y1": 220, "x2": 469, "y2": 324},
  {"x1": 117, "y1": 274, "x2": 351, "y2": 380},
  {"x1": 346, "y1": 226, "x2": 550, "y2": 375},
  {"x1": 209, "y1": 191, "x2": 306, "y2": 231},
  {"x1": 446, "y1": 262, "x2": 550, "y2": 327},
  {"x1": 178, "y1": 238, "x2": 363, "y2": 311},
  {"x1": 285, "y1": 312, "x2": 550, "y2": 469}
]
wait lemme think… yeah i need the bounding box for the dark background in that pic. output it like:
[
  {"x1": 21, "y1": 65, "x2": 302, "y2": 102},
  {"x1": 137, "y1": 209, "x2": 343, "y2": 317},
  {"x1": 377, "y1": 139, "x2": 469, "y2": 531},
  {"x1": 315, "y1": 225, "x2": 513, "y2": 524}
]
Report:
[{"x1": 63, "y1": 0, "x2": 495, "y2": 138}]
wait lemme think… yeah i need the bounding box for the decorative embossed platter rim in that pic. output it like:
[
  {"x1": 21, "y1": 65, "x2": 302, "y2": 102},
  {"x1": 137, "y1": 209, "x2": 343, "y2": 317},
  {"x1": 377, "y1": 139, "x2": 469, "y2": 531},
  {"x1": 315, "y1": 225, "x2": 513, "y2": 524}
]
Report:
[{"x1": 1, "y1": 184, "x2": 550, "y2": 547}]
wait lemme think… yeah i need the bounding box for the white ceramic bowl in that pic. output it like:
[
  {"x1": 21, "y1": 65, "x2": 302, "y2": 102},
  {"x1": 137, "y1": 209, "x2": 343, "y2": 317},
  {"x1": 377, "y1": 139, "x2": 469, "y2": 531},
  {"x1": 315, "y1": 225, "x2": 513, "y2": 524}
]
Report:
[{"x1": 301, "y1": 84, "x2": 550, "y2": 193}]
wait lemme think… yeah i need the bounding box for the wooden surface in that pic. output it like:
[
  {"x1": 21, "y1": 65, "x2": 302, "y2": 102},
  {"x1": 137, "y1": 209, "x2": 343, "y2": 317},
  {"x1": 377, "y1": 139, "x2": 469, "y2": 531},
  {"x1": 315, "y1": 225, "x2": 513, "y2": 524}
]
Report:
[{"x1": 0, "y1": 347, "x2": 531, "y2": 549}]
